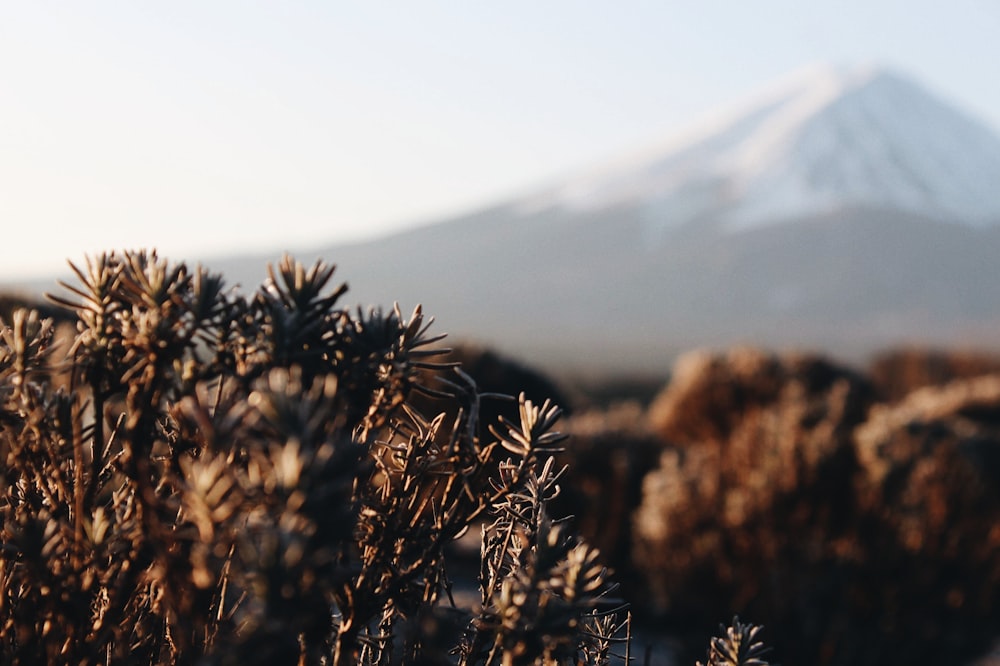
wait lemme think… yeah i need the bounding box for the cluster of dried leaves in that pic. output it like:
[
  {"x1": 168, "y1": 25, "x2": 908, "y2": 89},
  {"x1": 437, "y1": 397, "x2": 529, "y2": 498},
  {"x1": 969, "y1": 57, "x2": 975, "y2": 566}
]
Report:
[{"x1": 0, "y1": 251, "x2": 655, "y2": 665}]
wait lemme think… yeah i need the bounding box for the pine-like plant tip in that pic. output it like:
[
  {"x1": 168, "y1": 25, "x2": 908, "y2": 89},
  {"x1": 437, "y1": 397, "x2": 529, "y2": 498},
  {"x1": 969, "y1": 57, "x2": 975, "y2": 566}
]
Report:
[{"x1": 697, "y1": 617, "x2": 772, "y2": 666}]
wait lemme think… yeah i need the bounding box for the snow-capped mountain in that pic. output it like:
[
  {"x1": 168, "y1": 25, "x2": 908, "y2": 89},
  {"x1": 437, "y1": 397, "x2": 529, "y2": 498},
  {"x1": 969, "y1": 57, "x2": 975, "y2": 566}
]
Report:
[
  {"x1": 523, "y1": 64, "x2": 1000, "y2": 234},
  {"x1": 212, "y1": 64, "x2": 1000, "y2": 375}
]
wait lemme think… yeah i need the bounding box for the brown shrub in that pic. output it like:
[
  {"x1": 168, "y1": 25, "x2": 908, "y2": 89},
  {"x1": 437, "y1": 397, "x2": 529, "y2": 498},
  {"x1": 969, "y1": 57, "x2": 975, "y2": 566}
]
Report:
[
  {"x1": 635, "y1": 348, "x2": 877, "y2": 664},
  {"x1": 645, "y1": 347, "x2": 872, "y2": 530},
  {"x1": 634, "y1": 347, "x2": 1000, "y2": 665},
  {"x1": 851, "y1": 375, "x2": 1000, "y2": 661},
  {"x1": 409, "y1": 342, "x2": 572, "y2": 437},
  {"x1": 0, "y1": 252, "x2": 630, "y2": 665},
  {"x1": 554, "y1": 402, "x2": 665, "y2": 582},
  {"x1": 869, "y1": 346, "x2": 1000, "y2": 402}
]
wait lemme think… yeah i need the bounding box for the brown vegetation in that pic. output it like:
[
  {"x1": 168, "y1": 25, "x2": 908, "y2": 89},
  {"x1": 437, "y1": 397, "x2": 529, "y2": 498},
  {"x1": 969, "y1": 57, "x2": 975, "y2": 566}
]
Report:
[
  {"x1": 0, "y1": 252, "x2": 635, "y2": 665},
  {"x1": 869, "y1": 347, "x2": 1000, "y2": 402},
  {"x1": 555, "y1": 403, "x2": 664, "y2": 581},
  {"x1": 23, "y1": 252, "x2": 1000, "y2": 664},
  {"x1": 612, "y1": 347, "x2": 1000, "y2": 665}
]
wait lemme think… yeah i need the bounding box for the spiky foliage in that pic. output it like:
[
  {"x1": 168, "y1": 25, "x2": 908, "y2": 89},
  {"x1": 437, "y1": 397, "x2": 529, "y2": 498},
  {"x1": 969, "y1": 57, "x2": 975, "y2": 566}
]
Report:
[
  {"x1": 0, "y1": 250, "x2": 630, "y2": 665},
  {"x1": 457, "y1": 403, "x2": 628, "y2": 666},
  {"x1": 697, "y1": 618, "x2": 770, "y2": 666}
]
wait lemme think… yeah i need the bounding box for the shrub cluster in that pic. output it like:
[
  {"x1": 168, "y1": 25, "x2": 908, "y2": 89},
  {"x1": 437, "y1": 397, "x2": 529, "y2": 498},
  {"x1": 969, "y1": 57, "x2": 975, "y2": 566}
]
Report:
[
  {"x1": 629, "y1": 347, "x2": 1000, "y2": 665},
  {"x1": 0, "y1": 251, "x2": 648, "y2": 665}
]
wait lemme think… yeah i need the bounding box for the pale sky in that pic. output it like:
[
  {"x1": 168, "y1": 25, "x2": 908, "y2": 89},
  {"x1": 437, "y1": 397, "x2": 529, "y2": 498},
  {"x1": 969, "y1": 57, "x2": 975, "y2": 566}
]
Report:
[{"x1": 2, "y1": 2, "x2": 999, "y2": 284}]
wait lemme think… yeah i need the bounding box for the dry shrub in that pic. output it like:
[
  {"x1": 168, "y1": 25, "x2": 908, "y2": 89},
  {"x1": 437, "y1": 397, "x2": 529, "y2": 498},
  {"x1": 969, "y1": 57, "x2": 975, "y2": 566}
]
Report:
[
  {"x1": 408, "y1": 342, "x2": 573, "y2": 449},
  {"x1": 634, "y1": 346, "x2": 1000, "y2": 665},
  {"x1": 635, "y1": 348, "x2": 875, "y2": 664},
  {"x1": 869, "y1": 347, "x2": 1000, "y2": 402},
  {"x1": 553, "y1": 403, "x2": 664, "y2": 584},
  {"x1": 0, "y1": 251, "x2": 629, "y2": 665},
  {"x1": 852, "y1": 375, "x2": 1000, "y2": 661}
]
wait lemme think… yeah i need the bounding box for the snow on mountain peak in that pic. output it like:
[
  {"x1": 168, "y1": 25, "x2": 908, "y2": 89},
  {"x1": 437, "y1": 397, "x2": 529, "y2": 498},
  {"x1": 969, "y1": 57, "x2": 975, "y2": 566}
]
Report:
[{"x1": 521, "y1": 64, "x2": 1000, "y2": 235}]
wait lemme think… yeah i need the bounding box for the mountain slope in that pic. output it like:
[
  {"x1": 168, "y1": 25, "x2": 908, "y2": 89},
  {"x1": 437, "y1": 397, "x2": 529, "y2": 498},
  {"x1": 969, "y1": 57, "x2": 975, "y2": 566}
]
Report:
[{"x1": 214, "y1": 65, "x2": 1000, "y2": 375}]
